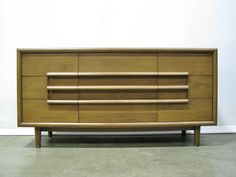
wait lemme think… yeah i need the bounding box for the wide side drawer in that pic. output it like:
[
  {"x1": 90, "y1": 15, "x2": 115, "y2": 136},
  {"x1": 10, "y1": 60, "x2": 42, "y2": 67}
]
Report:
[
  {"x1": 22, "y1": 53, "x2": 78, "y2": 76},
  {"x1": 158, "y1": 99, "x2": 212, "y2": 122},
  {"x1": 79, "y1": 53, "x2": 157, "y2": 72},
  {"x1": 158, "y1": 53, "x2": 213, "y2": 75},
  {"x1": 22, "y1": 100, "x2": 78, "y2": 123}
]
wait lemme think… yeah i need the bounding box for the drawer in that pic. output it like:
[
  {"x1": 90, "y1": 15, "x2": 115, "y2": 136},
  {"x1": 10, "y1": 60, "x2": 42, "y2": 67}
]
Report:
[
  {"x1": 158, "y1": 53, "x2": 213, "y2": 75},
  {"x1": 79, "y1": 104, "x2": 157, "y2": 123},
  {"x1": 188, "y1": 76, "x2": 212, "y2": 98},
  {"x1": 79, "y1": 90, "x2": 157, "y2": 100},
  {"x1": 48, "y1": 76, "x2": 79, "y2": 100},
  {"x1": 79, "y1": 53, "x2": 157, "y2": 72},
  {"x1": 22, "y1": 53, "x2": 78, "y2": 76},
  {"x1": 22, "y1": 77, "x2": 47, "y2": 99},
  {"x1": 157, "y1": 76, "x2": 212, "y2": 99},
  {"x1": 157, "y1": 99, "x2": 212, "y2": 122},
  {"x1": 22, "y1": 100, "x2": 78, "y2": 123},
  {"x1": 48, "y1": 90, "x2": 79, "y2": 100},
  {"x1": 79, "y1": 76, "x2": 157, "y2": 86},
  {"x1": 22, "y1": 77, "x2": 78, "y2": 100}
]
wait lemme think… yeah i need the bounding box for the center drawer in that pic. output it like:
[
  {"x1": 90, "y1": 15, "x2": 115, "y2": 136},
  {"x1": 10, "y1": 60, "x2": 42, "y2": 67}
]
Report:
[
  {"x1": 79, "y1": 53, "x2": 157, "y2": 72},
  {"x1": 79, "y1": 104, "x2": 157, "y2": 123}
]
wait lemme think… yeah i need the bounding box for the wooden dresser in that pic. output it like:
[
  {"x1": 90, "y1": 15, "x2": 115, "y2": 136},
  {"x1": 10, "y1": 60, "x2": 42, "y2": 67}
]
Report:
[{"x1": 17, "y1": 48, "x2": 217, "y2": 147}]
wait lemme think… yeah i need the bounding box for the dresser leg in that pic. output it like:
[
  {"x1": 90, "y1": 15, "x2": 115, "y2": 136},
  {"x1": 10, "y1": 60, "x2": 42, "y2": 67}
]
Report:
[
  {"x1": 48, "y1": 131, "x2": 53, "y2": 137},
  {"x1": 181, "y1": 130, "x2": 186, "y2": 136},
  {"x1": 35, "y1": 127, "x2": 41, "y2": 148},
  {"x1": 194, "y1": 126, "x2": 200, "y2": 146}
]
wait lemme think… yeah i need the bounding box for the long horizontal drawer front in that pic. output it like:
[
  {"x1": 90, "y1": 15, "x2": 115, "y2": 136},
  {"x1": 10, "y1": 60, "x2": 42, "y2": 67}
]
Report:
[
  {"x1": 22, "y1": 76, "x2": 212, "y2": 100},
  {"x1": 22, "y1": 99, "x2": 211, "y2": 123},
  {"x1": 21, "y1": 52, "x2": 213, "y2": 76},
  {"x1": 158, "y1": 99, "x2": 212, "y2": 122},
  {"x1": 78, "y1": 104, "x2": 157, "y2": 123},
  {"x1": 22, "y1": 53, "x2": 78, "y2": 76},
  {"x1": 79, "y1": 53, "x2": 157, "y2": 72},
  {"x1": 158, "y1": 53, "x2": 213, "y2": 75},
  {"x1": 22, "y1": 100, "x2": 78, "y2": 123}
]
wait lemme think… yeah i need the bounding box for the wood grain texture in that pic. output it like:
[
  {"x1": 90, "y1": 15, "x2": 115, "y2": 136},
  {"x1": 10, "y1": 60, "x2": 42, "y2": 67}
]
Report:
[
  {"x1": 79, "y1": 76, "x2": 157, "y2": 86},
  {"x1": 47, "y1": 85, "x2": 188, "y2": 90},
  {"x1": 158, "y1": 99, "x2": 212, "y2": 122},
  {"x1": 18, "y1": 48, "x2": 217, "y2": 53},
  {"x1": 194, "y1": 126, "x2": 201, "y2": 146},
  {"x1": 47, "y1": 99, "x2": 188, "y2": 104},
  {"x1": 47, "y1": 72, "x2": 188, "y2": 76},
  {"x1": 78, "y1": 90, "x2": 157, "y2": 100},
  {"x1": 22, "y1": 100, "x2": 78, "y2": 123},
  {"x1": 188, "y1": 76, "x2": 212, "y2": 98},
  {"x1": 17, "y1": 49, "x2": 22, "y2": 126},
  {"x1": 17, "y1": 48, "x2": 217, "y2": 137},
  {"x1": 22, "y1": 77, "x2": 47, "y2": 99},
  {"x1": 41, "y1": 127, "x2": 194, "y2": 132},
  {"x1": 212, "y1": 50, "x2": 218, "y2": 124},
  {"x1": 157, "y1": 75, "x2": 188, "y2": 99},
  {"x1": 48, "y1": 76, "x2": 78, "y2": 86},
  {"x1": 157, "y1": 76, "x2": 212, "y2": 99},
  {"x1": 79, "y1": 53, "x2": 157, "y2": 72},
  {"x1": 157, "y1": 76, "x2": 188, "y2": 85},
  {"x1": 48, "y1": 90, "x2": 79, "y2": 100},
  {"x1": 20, "y1": 121, "x2": 216, "y2": 129},
  {"x1": 22, "y1": 77, "x2": 78, "y2": 100},
  {"x1": 48, "y1": 76, "x2": 79, "y2": 100},
  {"x1": 22, "y1": 53, "x2": 78, "y2": 76},
  {"x1": 158, "y1": 53, "x2": 213, "y2": 75},
  {"x1": 157, "y1": 90, "x2": 188, "y2": 99},
  {"x1": 35, "y1": 127, "x2": 41, "y2": 148},
  {"x1": 79, "y1": 104, "x2": 157, "y2": 123}
]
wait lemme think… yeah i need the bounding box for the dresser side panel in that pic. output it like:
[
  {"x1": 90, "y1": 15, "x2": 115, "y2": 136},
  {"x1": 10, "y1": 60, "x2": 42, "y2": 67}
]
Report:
[{"x1": 17, "y1": 50, "x2": 23, "y2": 126}]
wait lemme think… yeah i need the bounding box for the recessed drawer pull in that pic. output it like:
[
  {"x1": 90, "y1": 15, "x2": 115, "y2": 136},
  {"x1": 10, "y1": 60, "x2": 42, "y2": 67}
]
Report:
[
  {"x1": 47, "y1": 72, "x2": 189, "y2": 76},
  {"x1": 47, "y1": 99, "x2": 189, "y2": 104},
  {"x1": 47, "y1": 85, "x2": 189, "y2": 90}
]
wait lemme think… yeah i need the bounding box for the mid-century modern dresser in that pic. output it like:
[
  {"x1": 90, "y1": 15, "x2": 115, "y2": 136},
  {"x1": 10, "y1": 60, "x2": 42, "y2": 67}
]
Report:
[{"x1": 17, "y1": 48, "x2": 217, "y2": 147}]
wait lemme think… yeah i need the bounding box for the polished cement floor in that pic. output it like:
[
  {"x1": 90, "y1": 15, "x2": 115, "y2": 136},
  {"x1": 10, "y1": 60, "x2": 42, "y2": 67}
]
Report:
[{"x1": 0, "y1": 133, "x2": 235, "y2": 177}]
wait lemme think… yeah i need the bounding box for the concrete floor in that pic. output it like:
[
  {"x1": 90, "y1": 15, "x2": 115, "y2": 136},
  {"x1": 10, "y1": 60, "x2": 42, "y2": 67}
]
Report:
[{"x1": 0, "y1": 133, "x2": 236, "y2": 177}]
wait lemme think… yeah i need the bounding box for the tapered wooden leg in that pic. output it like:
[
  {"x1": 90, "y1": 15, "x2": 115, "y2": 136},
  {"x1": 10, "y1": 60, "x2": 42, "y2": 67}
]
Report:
[
  {"x1": 48, "y1": 131, "x2": 53, "y2": 137},
  {"x1": 35, "y1": 127, "x2": 41, "y2": 148},
  {"x1": 194, "y1": 126, "x2": 200, "y2": 146},
  {"x1": 181, "y1": 130, "x2": 186, "y2": 136}
]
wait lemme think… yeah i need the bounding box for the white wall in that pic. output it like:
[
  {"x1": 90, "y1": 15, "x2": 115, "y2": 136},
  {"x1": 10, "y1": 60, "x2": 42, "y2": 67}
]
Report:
[{"x1": 0, "y1": 0, "x2": 236, "y2": 134}]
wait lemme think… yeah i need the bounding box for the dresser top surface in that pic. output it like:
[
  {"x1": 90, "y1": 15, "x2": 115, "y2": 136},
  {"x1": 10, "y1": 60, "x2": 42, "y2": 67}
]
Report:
[{"x1": 17, "y1": 48, "x2": 217, "y2": 53}]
